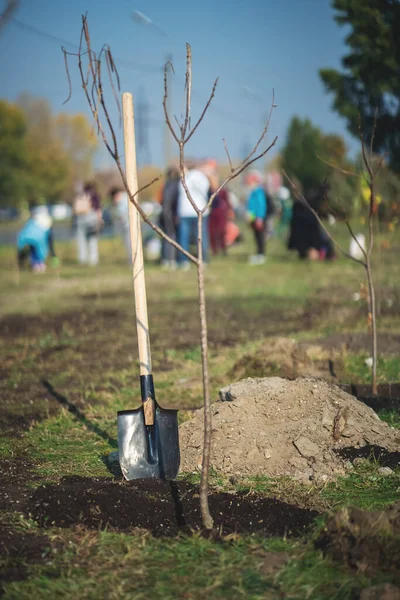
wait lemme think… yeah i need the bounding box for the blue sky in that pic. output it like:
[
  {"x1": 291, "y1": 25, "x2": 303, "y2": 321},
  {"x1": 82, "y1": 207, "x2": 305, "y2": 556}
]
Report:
[{"x1": 0, "y1": 0, "x2": 354, "y2": 169}]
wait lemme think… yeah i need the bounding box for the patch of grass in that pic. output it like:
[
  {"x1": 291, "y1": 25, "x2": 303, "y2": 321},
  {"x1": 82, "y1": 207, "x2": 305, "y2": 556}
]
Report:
[
  {"x1": 180, "y1": 464, "x2": 400, "y2": 514},
  {"x1": 2, "y1": 530, "x2": 291, "y2": 599},
  {"x1": 276, "y1": 550, "x2": 371, "y2": 600},
  {"x1": 321, "y1": 463, "x2": 400, "y2": 510},
  {"x1": 3, "y1": 527, "x2": 392, "y2": 600},
  {"x1": 344, "y1": 353, "x2": 400, "y2": 384},
  {"x1": 21, "y1": 412, "x2": 116, "y2": 481},
  {"x1": 183, "y1": 346, "x2": 202, "y2": 362},
  {"x1": 377, "y1": 408, "x2": 400, "y2": 429}
]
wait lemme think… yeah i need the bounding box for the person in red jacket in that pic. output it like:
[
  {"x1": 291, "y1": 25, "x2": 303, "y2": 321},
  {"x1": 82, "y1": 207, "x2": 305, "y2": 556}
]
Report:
[{"x1": 209, "y1": 187, "x2": 231, "y2": 256}]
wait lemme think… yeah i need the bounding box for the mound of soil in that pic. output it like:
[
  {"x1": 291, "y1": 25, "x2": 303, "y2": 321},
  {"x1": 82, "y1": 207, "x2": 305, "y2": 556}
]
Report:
[
  {"x1": 315, "y1": 503, "x2": 400, "y2": 580},
  {"x1": 179, "y1": 377, "x2": 400, "y2": 482},
  {"x1": 27, "y1": 476, "x2": 318, "y2": 537}
]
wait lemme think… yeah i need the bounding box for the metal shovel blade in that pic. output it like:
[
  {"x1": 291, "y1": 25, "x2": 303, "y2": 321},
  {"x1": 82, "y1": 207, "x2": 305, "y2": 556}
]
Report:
[{"x1": 117, "y1": 405, "x2": 180, "y2": 480}]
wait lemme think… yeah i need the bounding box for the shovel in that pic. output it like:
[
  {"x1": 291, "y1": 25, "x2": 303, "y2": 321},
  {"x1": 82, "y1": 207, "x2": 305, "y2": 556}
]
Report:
[{"x1": 117, "y1": 92, "x2": 180, "y2": 480}]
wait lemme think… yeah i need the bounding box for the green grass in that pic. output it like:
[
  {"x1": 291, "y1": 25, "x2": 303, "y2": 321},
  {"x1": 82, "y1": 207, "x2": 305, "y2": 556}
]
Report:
[
  {"x1": 344, "y1": 354, "x2": 400, "y2": 384},
  {"x1": 377, "y1": 409, "x2": 400, "y2": 429},
  {"x1": 321, "y1": 464, "x2": 400, "y2": 511},
  {"x1": 1, "y1": 529, "x2": 378, "y2": 600}
]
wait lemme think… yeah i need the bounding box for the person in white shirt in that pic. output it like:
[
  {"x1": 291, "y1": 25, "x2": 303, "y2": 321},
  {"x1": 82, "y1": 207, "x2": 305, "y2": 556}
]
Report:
[
  {"x1": 110, "y1": 187, "x2": 131, "y2": 260},
  {"x1": 177, "y1": 160, "x2": 216, "y2": 268}
]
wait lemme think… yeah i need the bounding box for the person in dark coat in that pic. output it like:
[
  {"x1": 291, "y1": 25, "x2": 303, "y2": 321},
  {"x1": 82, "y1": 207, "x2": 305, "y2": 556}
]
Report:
[
  {"x1": 288, "y1": 185, "x2": 335, "y2": 260},
  {"x1": 159, "y1": 166, "x2": 180, "y2": 269}
]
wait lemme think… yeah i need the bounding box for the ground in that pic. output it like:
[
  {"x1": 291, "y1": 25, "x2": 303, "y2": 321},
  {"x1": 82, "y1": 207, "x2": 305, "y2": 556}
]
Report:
[{"x1": 0, "y1": 226, "x2": 399, "y2": 599}]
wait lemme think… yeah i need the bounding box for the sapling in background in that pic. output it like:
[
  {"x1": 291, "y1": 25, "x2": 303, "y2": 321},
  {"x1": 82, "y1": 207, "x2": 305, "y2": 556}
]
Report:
[{"x1": 284, "y1": 117, "x2": 385, "y2": 395}]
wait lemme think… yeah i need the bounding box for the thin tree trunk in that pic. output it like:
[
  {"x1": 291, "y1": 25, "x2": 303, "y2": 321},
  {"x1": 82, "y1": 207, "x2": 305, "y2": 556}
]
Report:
[
  {"x1": 196, "y1": 213, "x2": 214, "y2": 530},
  {"x1": 365, "y1": 260, "x2": 378, "y2": 395}
]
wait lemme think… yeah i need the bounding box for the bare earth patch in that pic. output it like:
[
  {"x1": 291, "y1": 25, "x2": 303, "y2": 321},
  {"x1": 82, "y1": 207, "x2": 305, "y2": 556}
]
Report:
[{"x1": 179, "y1": 377, "x2": 400, "y2": 483}]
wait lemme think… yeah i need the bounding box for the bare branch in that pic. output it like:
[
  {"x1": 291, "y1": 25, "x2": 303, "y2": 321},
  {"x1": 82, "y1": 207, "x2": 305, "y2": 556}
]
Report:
[
  {"x1": 202, "y1": 136, "x2": 278, "y2": 215},
  {"x1": 182, "y1": 43, "x2": 192, "y2": 138},
  {"x1": 119, "y1": 163, "x2": 198, "y2": 264},
  {"x1": 223, "y1": 138, "x2": 233, "y2": 172},
  {"x1": 241, "y1": 89, "x2": 276, "y2": 164},
  {"x1": 104, "y1": 46, "x2": 122, "y2": 127},
  {"x1": 370, "y1": 107, "x2": 378, "y2": 157},
  {"x1": 184, "y1": 78, "x2": 218, "y2": 144},
  {"x1": 163, "y1": 61, "x2": 180, "y2": 144},
  {"x1": 0, "y1": 0, "x2": 18, "y2": 34},
  {"x1": 61, "y1": 47, "x2": 72, "y2": 105},
  {"x1": 316, "y1": 153, "x2": 359, "y2": 178},
  {"x1": 333, "y1": 195, "x2": 368, "y2": 262},
  {"x1": 361, "y1": 130, "x2": 374, "y2": 182},
  {"x1": 82, "y1": 15, "x2": 96, "y2": 83}
]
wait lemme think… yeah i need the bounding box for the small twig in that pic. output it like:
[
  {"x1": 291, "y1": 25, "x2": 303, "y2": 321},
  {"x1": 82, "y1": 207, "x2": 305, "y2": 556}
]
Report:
[
  {"x1": 370, "y1": 107, "x2": 378, "y2": 158},
  {"x1": 203, "y1": 136, "x2": 278, "y2": 215},
  {"x1": 0, "y1": 0, "x2": 18, "y2": 33},
  {"x1": 316, "y1": 154, "x2": 359, "y2": 178},
  {"x1": 104, "y1": 46, "x2": 122, "y2": 126},
  {"x1": 163, "y1": 61, "x2": 180, "y2": 144},
  {"x1": 62, "y1": 48, "x2": 72, "y2": 105},
  {"x1": 184, "y1": 78, "x2": 219, "y2": 144},
  {"x1": 223, "y1": 138, "x2": 233, "y2": 172},
  {"x1": 182, "y1": 43, "x2": 192, "y2": 137}
]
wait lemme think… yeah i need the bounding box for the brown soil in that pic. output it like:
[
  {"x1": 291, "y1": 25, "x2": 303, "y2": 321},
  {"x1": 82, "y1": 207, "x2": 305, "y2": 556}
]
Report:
[
  {"x1": 26, "y1": 476, "x2": 318, "y2": 537},
  {"x1": 338, "y1": 445, "x2": 400, "y2": 470},
  {"x1": 0, "y1": 457, "x2": 37, "y2": 511},
  {"x1": 0, "y1": 296, "x2": 325, "y2": 437},
  {"x1": 179, "y1": 377, "x2": 400, "y2": 482},
  {"x1": 0, "y1": 526, "x2": 54, "y2": 592},
  {"x1": 0, "y1": 296, "x2": 304, "y2": 352},
  {"x1": 0, "y1": 458, "x2": 49, "y2": 592},
  {"x1": 315, "y1": 503, "x2": 400, "y2": 580}
]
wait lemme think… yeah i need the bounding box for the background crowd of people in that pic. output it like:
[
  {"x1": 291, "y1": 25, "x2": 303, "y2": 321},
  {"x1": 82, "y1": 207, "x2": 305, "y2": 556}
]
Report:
[{"x1": 16, "y1": 159, "x2": 337, "y2": 272}]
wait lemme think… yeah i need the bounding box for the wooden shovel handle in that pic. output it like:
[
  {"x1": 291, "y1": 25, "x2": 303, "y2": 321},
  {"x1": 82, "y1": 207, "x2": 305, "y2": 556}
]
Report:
[{"x1": 122, "y1": 92, "x2": 154, "y2": 425}]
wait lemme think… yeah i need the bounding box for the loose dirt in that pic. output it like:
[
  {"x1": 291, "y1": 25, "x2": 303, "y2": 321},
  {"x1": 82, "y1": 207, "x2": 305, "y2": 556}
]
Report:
[
  {"x1": 26, "y1": 476, "x2": 318, "y2": 537},
  {"x1": 179, "y1": 377, "x2": 400, "y2": 482},
  {"x1": 0, "y1": 527, "x2": 54, "y2": 592}
]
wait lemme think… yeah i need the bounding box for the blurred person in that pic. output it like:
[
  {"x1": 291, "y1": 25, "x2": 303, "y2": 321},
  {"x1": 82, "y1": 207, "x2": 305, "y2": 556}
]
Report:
[
  {"x1": 245, "y1": 170, "x2": 268, "y2": 265},
  {"x1": 276, "y1": 186, "x2": 293, "y2": 239},
  {"x1": 159, "y1": 165, "x2": 180, "y2": 269},
  {"x1": 208, "y1": 187, "x2": 232, "y2": 256},
  {"x1": 110, "y1": 187, "x2": 131, "y2": 260},
  {"x1": 17, "y1": 205, "x2": 56, "y2": 272},
  {"x1": 73, "y1": 182, "x2": 102, "y2": 266},
  {"x1": 177, "y1": 159, "x2": 215, "y2": 269},
  {"x1": 288, "y1": 185, "x2": 335, "y2": 260}
]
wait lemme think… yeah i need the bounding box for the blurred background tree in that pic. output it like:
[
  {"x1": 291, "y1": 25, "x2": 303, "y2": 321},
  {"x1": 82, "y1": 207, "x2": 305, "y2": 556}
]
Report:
[
  {"x1": 281, "y1": 117, "x2": 327, "y2": 193},
  {"x1": 55, "y1": 112, "x2": 98, "y2": 192},
  {"x1": 0, "y1": 94, "x2": 99, "y2": 208},
  {"x1": 320, "y1": 0, "x2": 400, "y2": 173},
  {"x1": 0, "y1": 100, "x2": 29, "y2": 207},
  {"x1": 17, "y1": 94, "x2": 71, "y2": 204}
]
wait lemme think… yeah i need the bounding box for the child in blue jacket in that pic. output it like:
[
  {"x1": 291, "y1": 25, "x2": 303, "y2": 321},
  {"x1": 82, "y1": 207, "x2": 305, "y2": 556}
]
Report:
[
  {"x1": 245, "y1": 170, "x2": 267, "y2": 265},
  {"x1": 17, "y1": 207, "x2": 56, "y2": 272}
]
